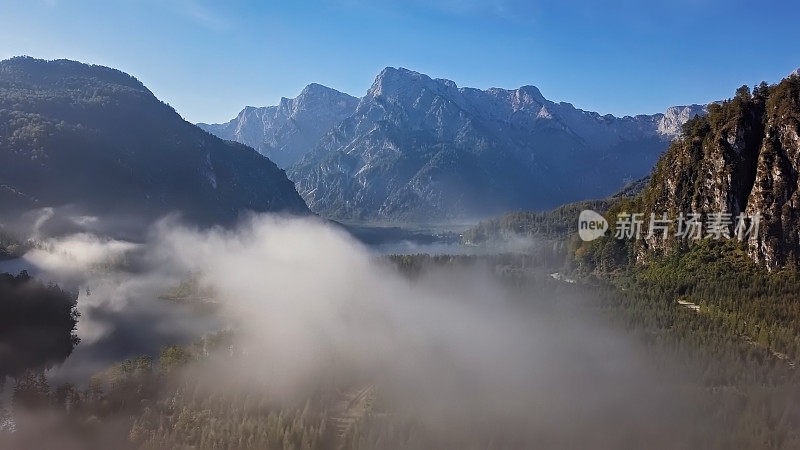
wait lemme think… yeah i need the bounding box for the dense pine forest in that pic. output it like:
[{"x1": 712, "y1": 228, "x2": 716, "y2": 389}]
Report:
[{"x1": 561, "y1": 74, "x2": 800, "y2": 448}]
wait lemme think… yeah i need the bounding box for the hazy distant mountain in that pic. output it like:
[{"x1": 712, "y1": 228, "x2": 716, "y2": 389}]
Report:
[
  {"x1": 461, "y1": 176, "x2": 649, "y2": 245},
  {"x1": 287, "y1": 67, "x2": 704, "y2": 223},
  {"x1": 198, "y1": 84, "x2": 358, "y2": 168},
  {"x1": 0, "y1": 57, "x2": 309, "y2": 224}
]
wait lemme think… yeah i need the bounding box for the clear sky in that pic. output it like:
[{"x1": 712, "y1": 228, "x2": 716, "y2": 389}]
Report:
[{"x1": 1, "y1": 0, "x2": 799, "y2": 124}]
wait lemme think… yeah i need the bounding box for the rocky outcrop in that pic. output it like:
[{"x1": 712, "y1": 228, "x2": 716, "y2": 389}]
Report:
[
  {"x1": 638, "y1": 73, "x2": 800, "y2": 270},
  {"x1": 657, "y1": 105, "x2": 708, "y2": 138},
  {"x1": 745, "y1": 77, "x2": 800, "y2": 267}
]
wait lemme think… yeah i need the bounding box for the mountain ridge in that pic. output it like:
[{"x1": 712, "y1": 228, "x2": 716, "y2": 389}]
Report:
[
  {"x1": 200, "y1": 66, "x2": 707, "y2": 223},
  {"x1": 0, "y1": 56, "x2": 309, "y2": 225},
  {"x1": 198, "y1": 83, "x2": 358, "y2": 168},
  {"x1": 285, "y1": 67, "x2": 704, "y2": 222}
]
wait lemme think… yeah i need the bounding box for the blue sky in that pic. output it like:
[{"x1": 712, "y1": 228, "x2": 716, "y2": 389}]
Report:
[{"x1": 1, "y1": 0, "x2": 799, "y2": 124}]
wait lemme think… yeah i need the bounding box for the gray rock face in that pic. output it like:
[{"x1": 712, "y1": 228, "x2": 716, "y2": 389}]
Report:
[
  {"x1": 657, "y1": 105, "x2": 708, "y2": 137},
  {"x1": 198, "y1": 84, "x2": 358, "y2": 169},
  {"x1": 634, "y1": 74, "x2": 800, "y2": 270},
  {"x1": 745, "y1": 88, "x2": 800, "y2": 268},
  {"x1": 286, "y1": 67, "x2": 703, "y2": 223}
]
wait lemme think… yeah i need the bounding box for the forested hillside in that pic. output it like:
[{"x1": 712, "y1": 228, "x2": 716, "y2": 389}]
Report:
[
  {"x1": 462, "y1": 177, "x2": 648, "y2": 244},
  {"x1": 5, "y1": 259, "x2": 800, "y2": 449},
  {"x1": 0, "y1": 57, "x2": 309, "y2": 224},
  {"x1": 567, "y1": 73, "x2": 800, "y2": 390},
  {"x1": 0, "y1": 271, "x2": 78, "y2": 380}
]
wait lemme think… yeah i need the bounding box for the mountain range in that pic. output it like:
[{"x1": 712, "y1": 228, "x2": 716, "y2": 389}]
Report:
[
  {"x1": 0, "y1": 57, "x2": 308, "y2": 225},
  {"x1": 202, "y1": 67, "x2": 704, "y2": 223},
  {"x1": 0, "y1": 57, "x2": 714, "y2": 228}
]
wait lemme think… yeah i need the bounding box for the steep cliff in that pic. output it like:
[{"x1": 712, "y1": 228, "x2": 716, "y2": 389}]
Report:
[
  {"x1": 745, "y1": 76, "x2": 800, "y2": 267},
  {"x1": 584, "y1": 72, "x2": 800, "y2": 271},
  {"x1": 641, "y1": 85, "x2": 765, "y2": 220}
]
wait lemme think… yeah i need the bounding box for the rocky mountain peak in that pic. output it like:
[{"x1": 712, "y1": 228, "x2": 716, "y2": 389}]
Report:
[
  {"x1": 198, "y1": 83, "x2": 357, "y2": 169},
  {"x1": 278, "y1": 82, "x2": 357, "y2": 117},
  {"x1": 296, "y1": 83, "x2": 356, "y2": 108},
  {"x1": 300, "y1": 82, "x2": 334, "y2": 96},
  {"x1": 514, "y1": 85, "x2": 546, "y2": 105},
  {"x1": 368, "y1": 67, "x2": 459, "y2": 101},
  {"x1": 657, "y1": 104, "x2": 707, "y2": 138}
]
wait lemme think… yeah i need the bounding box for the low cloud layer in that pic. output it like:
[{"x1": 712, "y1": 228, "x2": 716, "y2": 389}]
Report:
[{"x1": 5, "y1": 214, "x2": 705, "y2": 447}]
